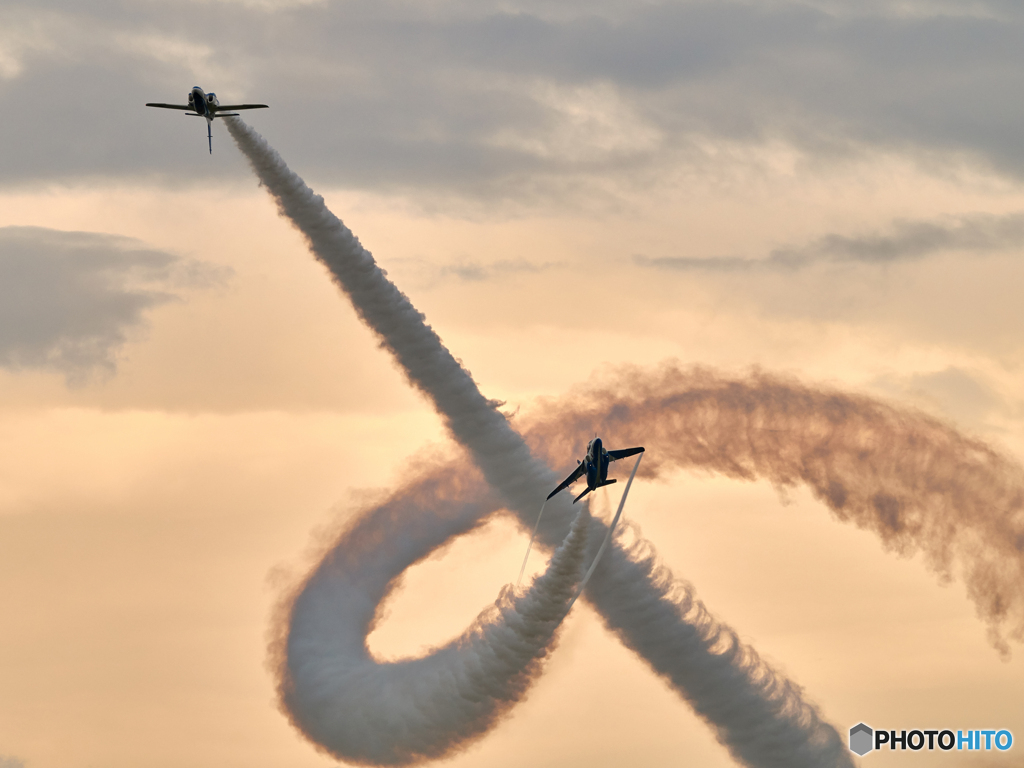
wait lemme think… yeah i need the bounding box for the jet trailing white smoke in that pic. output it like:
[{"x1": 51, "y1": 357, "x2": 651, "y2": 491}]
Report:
[
  {"x1": 226, "y1": 117, "x2": 1020, "y2": 766},
  {"x1": 226, "y1": 116, "x2": 854, "y2": 768}
]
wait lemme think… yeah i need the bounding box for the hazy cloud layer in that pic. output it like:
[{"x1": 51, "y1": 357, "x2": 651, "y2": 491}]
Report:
[
  {"x1": 908, "y1": 367, "x2": 1004, "y2": 421},
  {"x1": 439, "y1": 258, "x2": 563, "y2": 281},
  {"x1": 872, "y1": 367, "x2": 1008, "y2": 431},
  {"x1": 0, "y1": 756, "x2": 25, "y2": 768},
  {"x1": 637, "y1": 212, "x2": 1024, "y2": 271},
  {"x1": 4, "y1": 1, "x2": 1024, "y2": 196},
  {"x1": 0, "y1": 226, "x2": 224, "y2": 378}
]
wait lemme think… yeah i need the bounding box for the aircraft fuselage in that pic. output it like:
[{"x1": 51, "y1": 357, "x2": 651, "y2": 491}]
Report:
[
  {"x1": 546, "y1": 437, "x2": 644, "y2": 503},
  {"x1": 188, "y1": 86, "x2": 213, "y2": 120},
  {"x1": 584, "y1": 437, "x2": 610, "y2": 488},
  {"x1": 146, "y1": 85, "x2": 268, "y2": 153}
]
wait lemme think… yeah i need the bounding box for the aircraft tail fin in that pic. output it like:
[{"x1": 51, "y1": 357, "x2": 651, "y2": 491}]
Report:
[{"x1": 572, "y1": 478, "x2": 617, "y2": 504}]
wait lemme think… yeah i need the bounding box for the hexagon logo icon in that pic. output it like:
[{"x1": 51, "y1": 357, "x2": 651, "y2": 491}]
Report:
[{"x1": 850, "y1": 723, "x2": 874, "y2": 756}]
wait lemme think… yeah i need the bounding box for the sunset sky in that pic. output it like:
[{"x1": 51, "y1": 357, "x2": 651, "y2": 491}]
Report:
[{"x1": 1, "y1": 1, "x2": 1023, "y2": 766}]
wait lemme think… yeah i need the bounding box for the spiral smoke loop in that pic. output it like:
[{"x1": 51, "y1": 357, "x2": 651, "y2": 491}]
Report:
[{"x1": 226, "y1": 117, "x2": 1024, "y2": 767}]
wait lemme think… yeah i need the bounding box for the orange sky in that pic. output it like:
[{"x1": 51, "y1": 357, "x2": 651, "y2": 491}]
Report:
[
  {"x1": 2, "y1": 2, "x2": 1024, "y2": 763},
  {"x1": 0, "y1": 143, "x2": 1022, "y2": 767}
]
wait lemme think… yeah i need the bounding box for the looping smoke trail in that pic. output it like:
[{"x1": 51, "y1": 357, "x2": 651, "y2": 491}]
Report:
[
  {"x1": 228, "y1": 115, "x2": 1024, "y2": 767},
  {"x1": 275, "y1": 461, "x2": 594, "y2": 765},
  {"x1": 229, "y1": 116, "x2": 854, "y2": 767},
  {"x1": 521, "y1": 365, "x2": 1024, "y2": 655}
]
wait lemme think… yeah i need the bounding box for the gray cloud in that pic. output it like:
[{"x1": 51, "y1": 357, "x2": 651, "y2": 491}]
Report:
[
  {"x1": 3, "y1": 1, "x2": 1024, "y2": 197},
  {"x1": 0, "y1": 226, "x2": 225, "y2": 379},
  {"x1": 438, "y1": 258, "x2": 563, "y2": 281},
  {"x1": 0, "y1": 756, "x2": 25, "y2": 768},
  {"x1": 637, "y1": 211, "x2": 1024, "y2": 271}
]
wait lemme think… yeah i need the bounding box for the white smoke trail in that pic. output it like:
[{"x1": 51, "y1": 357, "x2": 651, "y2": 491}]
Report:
[
  {"x1": 523, "y1": 365, "x2": 1024, "y2": 655},
  {"x1": 281, "y1": 468, "x2": 592, "y2": 765},
  {"x1": 227, "y1": 117, "x2": 853, "y2": 768},
  {"x1": 516, "y1": 499, "x2": 546, "y2": 586}
]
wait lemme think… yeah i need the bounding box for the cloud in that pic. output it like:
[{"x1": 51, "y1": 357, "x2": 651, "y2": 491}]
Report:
[
  {"x1": 871, "y1": 366, "x2": 1008, "y2": 430},
  {"x1": 909, "y1": 367, "x2": 1004, "y2": 419},
  {"x1": 3, "y1": 1, "x2": 1024, "y2": 197},
  {"x1": 0, "y1": 226, "x2": 226, "y2": 380},
  {"x1": 0, "y1": 756, "x2": 25, "y2": 768},
  {"x1": 438, "y1": 258, "x2": 563, "y2": 281},
  {"x1": 637, "y1": 211, "x2": 1024, "y2": 271}
]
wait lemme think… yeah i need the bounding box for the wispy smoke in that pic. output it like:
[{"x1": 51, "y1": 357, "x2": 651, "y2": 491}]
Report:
[
  {"x1": 230, "y1": 116, "x2": 1016, "y2": 767},
  {"x1": 523, "y1": 365, "x2": 1024, "y2": 656}
]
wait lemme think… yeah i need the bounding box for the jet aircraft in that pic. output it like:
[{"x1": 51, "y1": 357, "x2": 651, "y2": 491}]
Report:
[
  {"x1": 146, "y1": 86, "x2": 268, "y2": 153},
  {"x1": 547, "y1": 438, "x2": 645, "y2": 504}
]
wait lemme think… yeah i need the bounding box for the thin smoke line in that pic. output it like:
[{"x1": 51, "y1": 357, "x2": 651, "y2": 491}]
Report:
[
  {"x1": 564, "y1": 451, "x2": 643, "y2": 615},
  {"x1": 517, "y1": 499, "x2": 547, "y2": 587}
]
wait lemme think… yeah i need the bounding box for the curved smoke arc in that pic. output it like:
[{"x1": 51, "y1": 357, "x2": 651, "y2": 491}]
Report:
[
  {"x1": 522, "y1": 365, "x2": 1024, "y2": 656},
  {"x1": 277, "y1": 464, "x2": 595, "y2": 765},
  {"x1": 227, "y1": 117, "x2": 1023, "y2": 767}
]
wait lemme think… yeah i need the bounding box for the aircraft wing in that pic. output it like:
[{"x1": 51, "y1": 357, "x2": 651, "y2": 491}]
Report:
[
  {"x1": 546, "y1": 462, "x2": 587, "y2": 500},
  {"x1": 607, "y1": 446, "x2": 644, "y2": 462},
  {"x1": 214, "y1": 104, "x2": 269, "y2": 111},
  {"x1": 146, "y1": 103, "x2": 192, "y2": 110}
]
